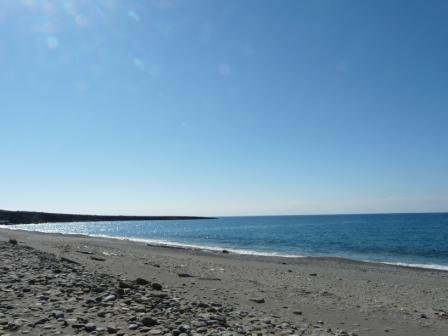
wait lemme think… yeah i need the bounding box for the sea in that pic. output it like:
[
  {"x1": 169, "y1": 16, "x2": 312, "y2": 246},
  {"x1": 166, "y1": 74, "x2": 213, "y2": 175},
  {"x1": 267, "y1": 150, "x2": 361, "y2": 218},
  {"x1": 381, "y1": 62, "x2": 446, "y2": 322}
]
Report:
[{"x1": 3, "y1": 213, "x2": 448, "y2": 270}]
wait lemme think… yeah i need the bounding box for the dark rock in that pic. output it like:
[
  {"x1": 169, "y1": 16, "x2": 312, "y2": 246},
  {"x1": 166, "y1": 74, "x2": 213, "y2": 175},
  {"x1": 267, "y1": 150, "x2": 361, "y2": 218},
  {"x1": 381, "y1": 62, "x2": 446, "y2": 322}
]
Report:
[
  {"x1": 77, "y1": 317, "x2": 88, "y2": 324},
  {"x1": 61, "y1": 257, "x2": 81, "y2": 265},
  {"x1": 178, "y1": 273, "x2": 194, "y2": 278},
  {"x1": 250, "y1": 297, "x2": 265, "y2": 303},
  {"x1": 222, "y1": 250, "x2": 230, "y2": 254},
  {"x1": 33, "y1": 317, "x2": 49, "y2": 327},
  {"x1": 136, "y1": 277, "x2": 150, "y2": 285},
  {"x1": 140, "y1": 316, "x2": 158, "y2": 327},
  {"x1": 91, "y1": 286, "x2": 106, "y2": 293},
  {"x1": 84, "y1": 323, "x2": 96, "y2": 332},
  {"x1": 151, "y1": 282, "x2": 162, "y2": 291},
  {"x1": 179, "y1": 324, "x2": 191, "y2": 332},
  {"x1": 107, "y1": 324, "x2": 118, "y2": 333},
  {"x1": 51, "y1": 310, "x2": 64, "y2": 319},
  {"x1": 119, "y1": 280, "x2": 136, "y2": 289},
  {"x1": 97, "y1": 311, "x2": 107, "y2": 318},
  {"x1": 6, "y1": 320, "x2": 22, "y2": 331},
  {"x1": 72, "y1": 323, "x2": 86, "y2": 329}
]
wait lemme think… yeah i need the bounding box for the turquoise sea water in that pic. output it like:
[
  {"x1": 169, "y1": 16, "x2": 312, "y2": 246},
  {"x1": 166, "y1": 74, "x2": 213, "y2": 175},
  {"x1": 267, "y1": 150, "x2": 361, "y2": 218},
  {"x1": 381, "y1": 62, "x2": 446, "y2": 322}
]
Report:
[{"x1": 4, "y1": 213, "x2": 448, "y2": 270}]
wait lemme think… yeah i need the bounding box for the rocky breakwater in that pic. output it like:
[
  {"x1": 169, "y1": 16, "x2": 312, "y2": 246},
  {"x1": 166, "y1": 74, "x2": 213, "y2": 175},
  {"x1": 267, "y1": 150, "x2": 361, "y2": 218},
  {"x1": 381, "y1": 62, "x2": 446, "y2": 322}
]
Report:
[{"x1": 0, "y1": 240, "x2": 350, "y2": 336}]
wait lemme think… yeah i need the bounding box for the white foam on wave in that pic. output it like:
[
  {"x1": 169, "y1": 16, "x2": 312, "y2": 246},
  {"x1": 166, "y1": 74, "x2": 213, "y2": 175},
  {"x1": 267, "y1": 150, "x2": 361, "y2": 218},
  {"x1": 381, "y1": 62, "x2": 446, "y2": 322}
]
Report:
[
  {"x1": 89, "y1": 234, "x2": 305, "y2": 258},
  {"x1": 380, "y1": 261, "x2": 448, "y2": 271},
  {"x1": 2, "y1": 225, "x2": 448, "y2": 271},
  {"x1": 0, "y1": 225, "x2": 305, "y2": 258}
]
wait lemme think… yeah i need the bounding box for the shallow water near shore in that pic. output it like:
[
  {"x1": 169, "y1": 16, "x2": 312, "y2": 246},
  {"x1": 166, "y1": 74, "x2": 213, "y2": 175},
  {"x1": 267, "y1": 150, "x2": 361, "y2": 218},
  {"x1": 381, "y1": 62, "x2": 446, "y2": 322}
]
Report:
[{"x1": 4, "y1": 213, "x2": 448, "y2": 270}]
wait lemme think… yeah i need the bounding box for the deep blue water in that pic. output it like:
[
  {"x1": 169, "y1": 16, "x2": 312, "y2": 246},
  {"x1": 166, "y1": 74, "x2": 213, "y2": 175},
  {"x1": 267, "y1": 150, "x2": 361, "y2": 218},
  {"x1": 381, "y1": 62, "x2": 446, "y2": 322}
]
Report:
[{"x1": 4, "y1": 213, "x2": 448, "y2": 270}]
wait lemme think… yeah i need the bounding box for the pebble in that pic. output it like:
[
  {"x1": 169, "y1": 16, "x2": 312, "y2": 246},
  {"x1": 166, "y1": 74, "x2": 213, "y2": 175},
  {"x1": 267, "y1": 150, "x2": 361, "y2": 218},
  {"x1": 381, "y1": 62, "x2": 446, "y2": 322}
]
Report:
[
  {"x1": 107, "y1": 324, "x2": 118, "y2": 333},
  {"x1": 151, "y1": 283, "x2": 163, "y2": 291},
  {"x1": 178, "y1": 273, "x2": 194, "y2": 278},
  {"x1": 84, "y1": 323, "x2": 96, "y2": 332},
  {"x1": 250, "y1": 298, "x2": 265, "y2": 304},
  {"x1": 136, "y1": 278, "x2": 150, "y2": 285},
  {"x1": 0, "y1": 240, "x2": 353, "y2": 336},
  {"x1": 51, "y1": 310, "x2": 64, "y2": 319},
  {"x1": 104, "y1": 294, "x2": 117, "y2": 302},
  {"x1": 141, "y1": 316, "x2": 158, "y2": 327}
]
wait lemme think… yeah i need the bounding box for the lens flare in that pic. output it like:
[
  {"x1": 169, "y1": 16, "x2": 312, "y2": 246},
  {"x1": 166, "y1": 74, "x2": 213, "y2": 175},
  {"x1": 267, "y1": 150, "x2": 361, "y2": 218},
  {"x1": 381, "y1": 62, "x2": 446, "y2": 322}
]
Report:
[
  {"x1": 128, "y1": 10, "x2": 140, "y2": 22},
  {"x1": 46, "y1": 35, "x2": 59, "y2": 49}
]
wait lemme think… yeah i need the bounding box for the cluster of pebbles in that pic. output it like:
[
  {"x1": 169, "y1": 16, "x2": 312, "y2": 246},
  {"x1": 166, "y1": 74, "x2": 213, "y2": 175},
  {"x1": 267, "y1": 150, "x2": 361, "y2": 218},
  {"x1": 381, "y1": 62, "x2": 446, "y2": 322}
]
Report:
[{"x1": 0, "y1": 241, "x2": 351, "y2": 336}]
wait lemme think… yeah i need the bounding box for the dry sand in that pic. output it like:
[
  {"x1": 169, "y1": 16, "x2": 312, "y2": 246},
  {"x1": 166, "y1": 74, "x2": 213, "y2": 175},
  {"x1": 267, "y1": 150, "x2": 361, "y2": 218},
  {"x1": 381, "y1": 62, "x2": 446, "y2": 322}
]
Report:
[{"x1": 1, "y1": 228, "x2": 447, "y2": 336}]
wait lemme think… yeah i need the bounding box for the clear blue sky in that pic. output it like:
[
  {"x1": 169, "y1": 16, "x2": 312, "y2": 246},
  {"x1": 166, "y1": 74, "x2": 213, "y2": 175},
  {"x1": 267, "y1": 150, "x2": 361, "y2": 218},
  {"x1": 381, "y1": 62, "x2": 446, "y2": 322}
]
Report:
[{"x1": 1, "y1": 0, "x2": 447, "y2": 216}]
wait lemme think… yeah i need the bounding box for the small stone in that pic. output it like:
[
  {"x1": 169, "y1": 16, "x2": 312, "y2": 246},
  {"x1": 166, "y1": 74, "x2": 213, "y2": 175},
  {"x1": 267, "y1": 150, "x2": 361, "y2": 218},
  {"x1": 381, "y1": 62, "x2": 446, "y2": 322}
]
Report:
[
  {"x1": 107, "y1": 324, "x2": 118, "y2": 333},
  {"x1": 6, "y1": 320, "x2": 22, "y2": 331},
  {"x1": 136, "y1": 278, "x2": 149, "y2": 285},
  {"x1": 104, "y1": 294, "x2": 117, "y2": 302},
  {"x1": 179, "y1": 324, "x2": 191, "y2": 332},
  {"x1": 72, "y1": 323, "x2": 86, "y2": 329},
  {"x1": 250, "y1": 297, "x2": 265, "y2": 303},
  {"x1": 178, "y1": 273, "x2": 194, "y2": 278},
  {"x1": 151, "y1": 283, "x2": 162, "y2": 291},
  {"x1": 119, "y1": 280, "x2": 136, "y2": 289},
  {"x1": 51, "y1": 310, "x2": 64, "y2": 319},
  {"x1": 141, "y1": 316, "x2": 158, "y2": 327},
  {"x1": 84, "y1": 323, "x2": 96, "y2": 332},
  {"x1": 33, "y1": 317, "x2": 49, "y2": 327}
]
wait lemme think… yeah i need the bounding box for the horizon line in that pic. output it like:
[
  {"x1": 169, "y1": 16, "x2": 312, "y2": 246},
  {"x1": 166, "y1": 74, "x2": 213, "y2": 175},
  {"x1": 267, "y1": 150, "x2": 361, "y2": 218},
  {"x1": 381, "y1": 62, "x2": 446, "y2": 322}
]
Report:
[{"x1": 2, "y1": 209, "x2": 448, "y2": 219}]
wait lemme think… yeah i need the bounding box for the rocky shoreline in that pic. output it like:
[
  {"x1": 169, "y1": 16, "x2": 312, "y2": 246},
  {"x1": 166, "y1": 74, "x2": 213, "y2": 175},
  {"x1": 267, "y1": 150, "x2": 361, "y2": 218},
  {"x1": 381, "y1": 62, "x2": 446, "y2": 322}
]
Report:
[{"x1": 0, "y1": 240, "x2": 348, "y2": 336}]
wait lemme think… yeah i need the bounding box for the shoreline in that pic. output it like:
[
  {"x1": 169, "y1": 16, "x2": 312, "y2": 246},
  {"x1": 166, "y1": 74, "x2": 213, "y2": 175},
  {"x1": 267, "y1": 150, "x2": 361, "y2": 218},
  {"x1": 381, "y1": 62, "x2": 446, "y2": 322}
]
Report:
[
  {"x1": 3, "y1": 225, "x2": 448, "y2": 272},
  {"x1": 1, "y1": 228, "x2": 448, "y2": 335}
]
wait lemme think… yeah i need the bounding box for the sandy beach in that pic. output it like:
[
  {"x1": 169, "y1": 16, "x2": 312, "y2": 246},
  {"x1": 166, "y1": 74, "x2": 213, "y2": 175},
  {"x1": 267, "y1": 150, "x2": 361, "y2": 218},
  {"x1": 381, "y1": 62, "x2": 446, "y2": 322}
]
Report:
[{"x1": 1, "y1": 228, "x2": 447, "y2": 336}]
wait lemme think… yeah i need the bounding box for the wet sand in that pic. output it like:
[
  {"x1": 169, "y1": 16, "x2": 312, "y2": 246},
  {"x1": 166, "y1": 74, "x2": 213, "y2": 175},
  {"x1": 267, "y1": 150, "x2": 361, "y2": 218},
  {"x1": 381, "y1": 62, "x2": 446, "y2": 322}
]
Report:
[{"x1": 1, "y1": 228, "x2": 447, "y2": 335}]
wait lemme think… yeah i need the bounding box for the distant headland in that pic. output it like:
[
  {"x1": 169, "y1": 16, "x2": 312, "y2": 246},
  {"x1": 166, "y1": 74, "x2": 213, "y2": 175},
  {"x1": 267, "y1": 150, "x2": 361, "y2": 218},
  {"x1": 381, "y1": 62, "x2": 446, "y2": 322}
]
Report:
[{"x1": 0, "y1": 209, "x2": 215, "y2": 225}]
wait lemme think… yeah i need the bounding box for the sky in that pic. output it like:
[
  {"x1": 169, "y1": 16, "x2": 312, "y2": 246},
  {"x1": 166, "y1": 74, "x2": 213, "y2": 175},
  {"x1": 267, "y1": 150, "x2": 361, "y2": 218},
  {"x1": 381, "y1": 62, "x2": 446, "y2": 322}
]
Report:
[{"x1": 1, "y1": 0, "x2": 447, "y2": 216}]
